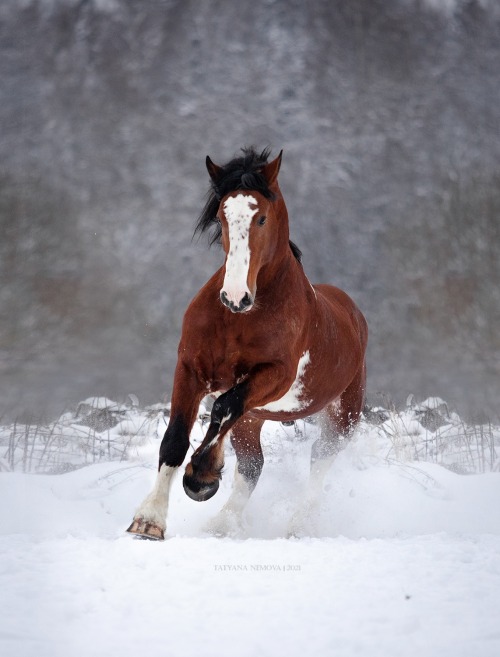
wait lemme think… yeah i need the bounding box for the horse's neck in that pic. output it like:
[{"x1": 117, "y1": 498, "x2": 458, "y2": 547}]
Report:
[
  {"x1": 259, "y1": 245, "x2": 308, "y2": 298},
  {"x1": 260, "y1": 202, "x2": 308, "y2": 295}
]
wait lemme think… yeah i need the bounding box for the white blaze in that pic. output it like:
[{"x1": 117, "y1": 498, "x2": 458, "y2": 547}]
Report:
[{"x1": 222, "y1": 194, "x2": 258, "y2": 304}]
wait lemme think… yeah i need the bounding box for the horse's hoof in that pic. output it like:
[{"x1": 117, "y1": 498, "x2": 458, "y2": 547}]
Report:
[
  {"x1": 126, "y1": 518, "x2": 165, "y2": 541},
  {"x1": 183, "y1": 474, "x2": 220, "y2": 502}
]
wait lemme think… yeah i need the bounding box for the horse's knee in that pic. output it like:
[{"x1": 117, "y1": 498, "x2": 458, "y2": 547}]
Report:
[{"x1": 211, "y1": 382, "x2": 248, "y2": 427}]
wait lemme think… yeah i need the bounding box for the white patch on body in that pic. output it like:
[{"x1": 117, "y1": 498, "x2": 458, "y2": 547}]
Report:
[
  {"x1": 132, "y1": 464, "x2": 175, "y2": 530},
  {"x1": 222, "y1": 194, "x2": 258, "y2": 305},
  {"x1": 257, "y1": 351, "x2": 311, "y2": 413}
]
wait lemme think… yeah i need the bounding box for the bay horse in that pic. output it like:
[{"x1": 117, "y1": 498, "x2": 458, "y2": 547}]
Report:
[{"x1": 127, "y1": 147, "x2": 367, "y2": 540}]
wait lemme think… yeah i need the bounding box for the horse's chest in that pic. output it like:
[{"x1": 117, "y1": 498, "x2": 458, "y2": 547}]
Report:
[{"x1": 208, "y1": 343, "x2": 252, "y2": 390}]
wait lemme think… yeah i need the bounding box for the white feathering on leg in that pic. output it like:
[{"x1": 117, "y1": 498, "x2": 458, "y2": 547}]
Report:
[
  {"x1": 133, "y1": 464, "x2": 175, "y2": 530},
  {"x1": 205, "y1": 466, "x2": 252, "y2": 536},
  {"x1": 221, "y1": 467, "x2": 252, "y2": 516}
]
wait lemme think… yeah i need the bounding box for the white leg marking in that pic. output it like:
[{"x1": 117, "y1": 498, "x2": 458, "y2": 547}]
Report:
[
  {"x1": 221, "y1": 194, "x2": 258, "y2": 304},
  {"x1": 288, "y1": 448, "x2": 338, "y2": 538},
  {"x1": 205, "y1": 466, "x2": 252, "y2": 536},
  {"x1": 309, "y1": 454, "x2": 337, "y2": 498},
  {"x1": 133, "y1": 464, "x2": 175, "y2": 530},
  {"x1": 221, "y1": 467, "x2": 252, "y2": 516}
]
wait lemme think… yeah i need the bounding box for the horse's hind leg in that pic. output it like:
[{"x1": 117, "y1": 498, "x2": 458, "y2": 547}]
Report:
[
  {"x1": 227, "y1": 415, "x2": 265, "y2": 512},
  {"x1": 311, "y1": 361, "x2": 366, "y2": 471},
  {"x1": 289, "y1": 363, "x2": 366, "y2": 537},
  {"x1": 205, "y1": 416, "x2": 264, "y2": 536}
]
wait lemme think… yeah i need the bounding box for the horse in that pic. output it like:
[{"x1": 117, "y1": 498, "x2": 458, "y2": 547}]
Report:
[{"x1": 127, "y1": 147, "x2": 368, "y2": 540}]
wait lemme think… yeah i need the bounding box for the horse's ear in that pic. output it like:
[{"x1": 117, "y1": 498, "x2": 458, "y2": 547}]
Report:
[
  {"x1": 206, "y1": 156, "x2": 222, "y2": 182},
  {"x1": 262, "y1": 150, "x2": 283, "y2": 185}
]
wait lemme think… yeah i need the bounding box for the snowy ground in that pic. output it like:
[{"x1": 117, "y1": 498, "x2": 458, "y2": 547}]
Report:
[{"x1": 1, "y1": 399, "x2": 500, "y2": 657}]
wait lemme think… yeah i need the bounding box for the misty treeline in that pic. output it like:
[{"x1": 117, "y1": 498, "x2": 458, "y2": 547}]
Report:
[{"x1": 1, "y1": 0, "x2": 499, "y2": 420}]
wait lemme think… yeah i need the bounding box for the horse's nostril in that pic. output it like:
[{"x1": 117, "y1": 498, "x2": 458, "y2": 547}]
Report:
[
  {"x1": 220, "y1": 290, "x2": 229, "y2": 306},
  {"x1": 240, "y1": 293, "x2": 253, "y2": 308}
]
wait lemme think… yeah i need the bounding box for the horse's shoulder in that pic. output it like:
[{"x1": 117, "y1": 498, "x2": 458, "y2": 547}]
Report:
[{"x1": 180, "y1": 273, "x2": 222, "y2": 339}]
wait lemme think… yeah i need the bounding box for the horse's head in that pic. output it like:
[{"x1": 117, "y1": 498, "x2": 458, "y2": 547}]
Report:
[{"x1": 206, "y1": 151, "x2": 286, "y2": 313}]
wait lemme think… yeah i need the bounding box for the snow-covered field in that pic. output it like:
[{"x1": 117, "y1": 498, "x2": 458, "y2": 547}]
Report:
[{"x1": 1, "y1": 398, "x2": 500, "y2": 657}]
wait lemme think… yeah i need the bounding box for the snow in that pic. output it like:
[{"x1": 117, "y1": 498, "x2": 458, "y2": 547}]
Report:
[
  {"x1": 1, "y1": 400, "x2": 500, "y2": 657},
  {"x1": 77, "y1": 397, "x2": 129, "y2": 411}
]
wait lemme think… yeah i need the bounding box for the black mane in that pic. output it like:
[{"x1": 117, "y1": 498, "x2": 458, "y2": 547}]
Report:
[{"x1": 195, "y1": 146, "x2": 302, "y2": 263}]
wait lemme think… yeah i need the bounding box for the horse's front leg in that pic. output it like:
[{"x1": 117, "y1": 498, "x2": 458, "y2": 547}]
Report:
[
  {"x1": 126, "y1": 361, "x2": 204, "y2": 540},
  {"x1": 183, "y1": 363, "x2": 289, "y2": 503}
]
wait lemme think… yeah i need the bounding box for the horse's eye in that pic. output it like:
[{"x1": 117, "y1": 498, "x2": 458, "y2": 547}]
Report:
[
  {"x1": 215, "y1": 216, "x2": 221, "y2": 224},
  {"x1": 258, "y1": 216, "x2": 266, "y2": 226}
]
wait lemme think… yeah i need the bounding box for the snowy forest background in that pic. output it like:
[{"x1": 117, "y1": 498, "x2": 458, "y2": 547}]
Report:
[{"x1": 1, "y1": 0, "x2": 499, "y2": 421}]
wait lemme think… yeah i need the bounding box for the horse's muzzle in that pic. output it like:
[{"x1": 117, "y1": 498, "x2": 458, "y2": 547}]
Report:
[
  {"x1": 183, "y1": 472, "x2": 220, "y2": 502},
  {"x1": 220, "y1": 290, "x2": 254, "y2": 313}
]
